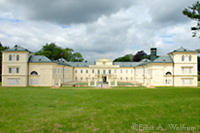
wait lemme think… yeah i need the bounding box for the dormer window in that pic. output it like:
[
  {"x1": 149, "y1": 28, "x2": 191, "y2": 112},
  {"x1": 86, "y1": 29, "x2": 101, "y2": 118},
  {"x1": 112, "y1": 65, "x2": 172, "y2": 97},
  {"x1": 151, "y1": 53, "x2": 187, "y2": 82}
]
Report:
[{"x1": 182, "y1": 55, "x2": 185, "y2": 61}]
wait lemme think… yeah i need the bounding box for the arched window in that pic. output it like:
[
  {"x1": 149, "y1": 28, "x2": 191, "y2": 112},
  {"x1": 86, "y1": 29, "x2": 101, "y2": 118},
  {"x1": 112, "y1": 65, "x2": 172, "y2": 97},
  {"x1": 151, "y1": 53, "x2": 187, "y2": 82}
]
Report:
[
  {"x1": 166, "y1": 72, "x2": 172, "y2": 75},
  {"x1": 16, "y1": 55, "x2": 19, "y2": 61},
  {"x1": 9, "y1": 55, "x2": 12, "y2": 61},
  {"x1": 189, "y1": 55, "x2": 192, "y2": 61},
  {"x1": 30, "y1": 71, "x2": 38, "y2": 75},
  {"x1": 182, "y1": 55, "x2": 185, "y2": 61}
]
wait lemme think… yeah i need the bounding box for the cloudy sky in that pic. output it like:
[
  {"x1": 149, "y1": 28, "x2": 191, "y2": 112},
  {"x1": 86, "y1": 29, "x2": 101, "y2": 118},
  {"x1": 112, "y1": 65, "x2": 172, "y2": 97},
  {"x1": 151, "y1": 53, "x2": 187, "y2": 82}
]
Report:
[{"x1": 0, "y1": 0, "x2": 199, "y2": 61}]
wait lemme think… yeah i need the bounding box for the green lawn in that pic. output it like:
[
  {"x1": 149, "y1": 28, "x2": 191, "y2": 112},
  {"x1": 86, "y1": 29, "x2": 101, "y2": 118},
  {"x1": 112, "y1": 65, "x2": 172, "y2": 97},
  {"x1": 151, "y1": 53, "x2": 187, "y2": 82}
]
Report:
[{"x1": 0, "y1": 86, "x2": 199, "y2": 132}]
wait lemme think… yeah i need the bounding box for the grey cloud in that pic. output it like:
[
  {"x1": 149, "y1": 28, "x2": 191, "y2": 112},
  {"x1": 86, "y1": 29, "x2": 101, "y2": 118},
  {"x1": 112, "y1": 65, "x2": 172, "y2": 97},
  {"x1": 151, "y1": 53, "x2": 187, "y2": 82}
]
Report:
[{"x1": 6, "y1": 0, "x2": 134, "y2": 24}]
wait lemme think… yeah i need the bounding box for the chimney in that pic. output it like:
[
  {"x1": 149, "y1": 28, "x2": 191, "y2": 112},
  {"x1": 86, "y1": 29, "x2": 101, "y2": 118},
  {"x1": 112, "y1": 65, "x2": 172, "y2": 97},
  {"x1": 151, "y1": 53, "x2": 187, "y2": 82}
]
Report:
[{"x1": 150, "y1": 48, "x2": 157, "y2": 61}]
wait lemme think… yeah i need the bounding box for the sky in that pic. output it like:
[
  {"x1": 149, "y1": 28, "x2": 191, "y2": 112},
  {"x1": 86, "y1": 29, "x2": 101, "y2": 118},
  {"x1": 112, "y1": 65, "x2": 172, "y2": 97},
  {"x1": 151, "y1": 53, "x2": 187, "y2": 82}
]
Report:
[{"x1": 0, "y1": 0, "x2": 199, "y2": 61}]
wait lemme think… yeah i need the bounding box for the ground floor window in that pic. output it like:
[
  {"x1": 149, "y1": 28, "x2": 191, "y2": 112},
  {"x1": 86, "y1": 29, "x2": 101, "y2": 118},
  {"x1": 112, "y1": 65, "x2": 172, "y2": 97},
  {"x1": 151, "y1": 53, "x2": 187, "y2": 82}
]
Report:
[
  {"x1": 30, "y1": 79, "x2": 38, "y2": 85},
  {"x1": 165, "y1": 79, "x2": 172, "y2": 85},
  {"x1": 8, "y1": 79, "x2": 19, "y2": 85},
  {"x1": 182, "y1": 79, "x2": 192, "y2": 85}
]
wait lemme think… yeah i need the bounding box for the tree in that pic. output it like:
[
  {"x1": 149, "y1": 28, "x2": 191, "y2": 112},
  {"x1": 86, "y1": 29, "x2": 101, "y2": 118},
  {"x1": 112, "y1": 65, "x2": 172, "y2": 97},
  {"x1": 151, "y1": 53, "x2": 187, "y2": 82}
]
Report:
[
  {"x1": 35, "y1": 42, "x2": 84, "y2": 62},
  {"x1": 113, "y1": 54, "x2": 134, "y2": 62},
  {"x1": 183, "y1": 1, "x2": 200, "y2": 38},
  {"x1": 133, "y1": 51, "x2": 147, "y2": 62},
  {"x1": 0, "y1": 42, "x2": 9, "y2": 81}
]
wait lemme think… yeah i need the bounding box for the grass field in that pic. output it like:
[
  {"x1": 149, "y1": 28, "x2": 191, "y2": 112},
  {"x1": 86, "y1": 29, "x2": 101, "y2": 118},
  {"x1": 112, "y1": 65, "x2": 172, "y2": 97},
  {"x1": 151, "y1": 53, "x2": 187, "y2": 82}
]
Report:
[{"x1": 0, "y1": 86, "x2": 199, "y2": 132}]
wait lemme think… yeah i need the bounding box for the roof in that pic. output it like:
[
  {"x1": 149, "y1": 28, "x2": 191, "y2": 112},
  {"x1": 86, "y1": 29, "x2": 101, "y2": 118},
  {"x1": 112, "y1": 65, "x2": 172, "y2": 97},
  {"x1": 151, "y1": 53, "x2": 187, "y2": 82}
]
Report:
[
  {"x1": 66, "y1": 62, "x2": 95, "y2": 67},
  {"x1": 137, "y1": 56, "x2": 173, "y2": 66},
  {"x1": 152, "y1": 56, "x2": 173, "y2": 63},
  {"x1": 29, "y1": 55, "x2": 52, "y2": 63},
  {"x1": 168, "y1": 47, "x2": 196, "y2": 54},
  {"x1": 4, "y1": 45, "x2": 31, "y2": 52},
  {"x1": 113, "y1": 62, "x2": 141, "y2": 67}
]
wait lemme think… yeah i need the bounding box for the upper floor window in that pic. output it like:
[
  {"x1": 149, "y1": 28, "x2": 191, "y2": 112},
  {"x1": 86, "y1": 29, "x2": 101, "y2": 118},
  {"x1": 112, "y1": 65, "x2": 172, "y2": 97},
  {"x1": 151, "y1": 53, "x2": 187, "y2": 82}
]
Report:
[
  {"x1": 103, "y1": 70, "x2": 106, "y2": 74},
  {"x1": 109, "y1": 70, "x2": 111, "y2": 74},
  {"x1": 81, "y1": 70, "x2": 83, "y2": 73},
  {"x1": 182, "y1": 67, "x2": 192, "y2": 74},
  {"x1": 13, "y1": 55, "x2": 16, "y2": 61},
  {"x1": 92, "y1": 69, "x2": 94, "y2": 73},
  {"x1": 16, "y1": 68, "x2": 19, "y2": 73},
  {"x1": 98, "y1": 70, "x2": 100, "y2": 74},
  {"x1": 126, "y1": 70, "x2": 128, "y2": 73},
  {"x1": 9, "y1": 67, "x2": 19, "y2": 74},
  {"x1": 182, "y1": 55, "x2": 185, "y2": 61},
  {"x1": 9, "y1": 68, "x2": 12, "y2": 73},
  {"x1": 189, "y1": 55, "x2": 192, "y2": 61},
  {"x1": 16, "y1": 55, "x2": 19, "y2": 61},
  {"x1": 120, "y1": 70, "x2": 123, "y2": 73},
  {"x1": 9, "y1": 55, "x2": 12, "y2": 61},
  {"x1": 75, "y1": 70, "x2": 77, "y2": 73},
  {"x1": 86, "y1": 70, "x2": 88, "y2": 73}
]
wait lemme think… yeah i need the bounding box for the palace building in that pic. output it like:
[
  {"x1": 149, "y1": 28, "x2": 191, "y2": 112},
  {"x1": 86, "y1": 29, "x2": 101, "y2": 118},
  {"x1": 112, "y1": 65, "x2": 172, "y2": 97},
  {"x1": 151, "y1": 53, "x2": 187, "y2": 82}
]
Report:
[{"x1": 1, "y1": 46, "x2": 198, "y2": 87}]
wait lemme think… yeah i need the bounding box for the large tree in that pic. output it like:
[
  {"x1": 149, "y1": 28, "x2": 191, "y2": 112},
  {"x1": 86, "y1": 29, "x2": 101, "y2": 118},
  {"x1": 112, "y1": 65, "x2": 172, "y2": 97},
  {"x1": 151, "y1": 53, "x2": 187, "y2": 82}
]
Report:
[
  {"x1": 0, "y1": 42, "x2": 9, "y2": 81},
  {"x1": 35, "y1": 43, "x2": 84, "y2": 62},
  {"x1": 113, "y1": 54, "x2": 134, "y2": 62},
  {"x1": 183, "y1": 1, "x2": 200, "y2": 38}
]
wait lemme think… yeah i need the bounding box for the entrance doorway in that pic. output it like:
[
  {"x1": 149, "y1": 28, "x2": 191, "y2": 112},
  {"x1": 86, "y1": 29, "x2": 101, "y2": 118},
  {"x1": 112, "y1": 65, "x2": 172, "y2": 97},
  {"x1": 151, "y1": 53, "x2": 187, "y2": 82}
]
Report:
[{"x1": 102, "y1": 76, "x2": 107, "y2": 83}]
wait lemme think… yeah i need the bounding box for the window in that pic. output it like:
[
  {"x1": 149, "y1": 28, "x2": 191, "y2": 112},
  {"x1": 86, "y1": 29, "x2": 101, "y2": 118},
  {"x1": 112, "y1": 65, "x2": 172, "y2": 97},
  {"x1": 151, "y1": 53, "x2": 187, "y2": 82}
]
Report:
[
  {"x1": 114, "y1": 70, "x2": 117, "y2": 73},
  {"x1": 9, "y1": 55, "x2": 12, "y2": 61},
  {"x1": 131, "y1": 77, "x2": 133, "y2": 80},
  {"x1": 120, "y1": 70, "x2": 123, "y2": 73},
  {"x1": 13, "y1": 55, "x2": 16, "y2": 61},
  {"x1": 30, "y1": 79, "x2": 38, "y2": 85},
  {"x1": 9, "y1": 68, "x2": 12, "y2": 73},
  {"x1": 12, "y1": 68, "x2": 16, "y2": 73},
  {"x1": 16, "y1": 68, "x2": 19, "y2": 73},
  {"x1": 75, "y1": 77, "x2": 77, "y2": 81},
  {"x1": 86, "y1": 77, "x2": 88, "y2": 81},
  {"x1": 166, "y1": 72, "x2": 172, "y2": 75},
  {"x1": 81, "y1": 77, "x2": 83, "y2": 81},
  {"x1": 8, "y1": 79, "x2": 19, "y2": 85},
  {"x1": 182, "y1": 55, "x2": 184, "y2": 61},
  {"x1": 16, "y1": 55, "x2": 19, "y2": 61},
  {"x1": 86, "y1": 70, "x2": 88, "y2": 73},
  {"x1": 126, "y1": 70, "x2": 128, "y2": 73},
  {"x1": 120, "y1": 77, "x2": 122, "y2": 81},
  {"x1": 81, "y1": 70, "x2": 83, "y2": 73},
  {"x1": 103, "y1": 70, "x2": 106, "y2": 74},
  {"x1": 126, "y1": 77, "x2": 128, "y2": 81},
  {"x1": 165, "y1": 79, "x2": 171, "y2": 84},
  {"x1": 30, "y1": 71, "x2": 38, "y2": 75},
  {"x1": 98, "y1": 70, "x2": 100, "y2": 74},
  {"x1": 185, "y1": 56, "x2": 188, "y2": 61},
  {"x1": 182, "y1": 67, "x2": 192, "y2": 74},
  {"x1": 92, "y1": 69, "x2": 94, "y2": 73},
  {"x1": 92, "y1": 77, "x2": 94, "y2": 80},
  {"x1": 189, "y1": 55, "x2": 192, "y2": 61},
  {"x1": 131, "y1": 70, "x2": 133, "y2": 73},
  {"x1": 109, "y1": 70, "x2": 111, "y2": 74},
  {"x1": 182, "y1": 79, "x2": 192, "y2": 85},
  {"x1": 75, "y1": 70, "x2": 77, "y2": 73}
]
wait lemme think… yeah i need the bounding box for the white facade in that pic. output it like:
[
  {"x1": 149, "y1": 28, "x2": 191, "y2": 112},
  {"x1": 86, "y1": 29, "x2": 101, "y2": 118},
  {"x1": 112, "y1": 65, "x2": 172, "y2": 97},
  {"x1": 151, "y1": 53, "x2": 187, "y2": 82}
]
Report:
[{"x1": 1, "y1": 46, "x2": 198, "y2": 87}]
